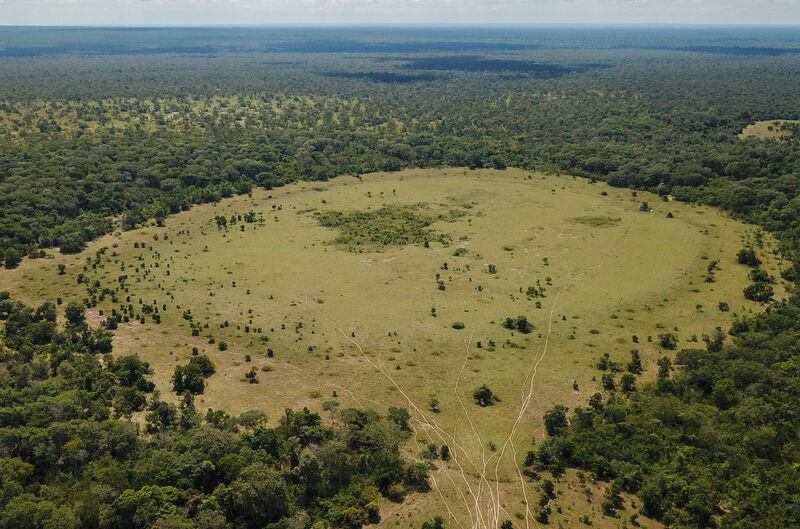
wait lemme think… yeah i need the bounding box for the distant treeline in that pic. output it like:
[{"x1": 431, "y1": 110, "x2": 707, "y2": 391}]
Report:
[{"x1": 2, "y1": 26, "x2": 799, "y2": 57}]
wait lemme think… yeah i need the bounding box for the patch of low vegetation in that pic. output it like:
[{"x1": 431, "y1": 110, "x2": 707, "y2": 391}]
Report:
[
  {"x1": 502, "y1": 315, "x2": 534, "y2": 334},
  {"x1": 737, "y1": 247, "x2": 761, "y2": 267},
  {"x1": 569, "y1": 216, "x2": 622, "y2": 227},
  {"x1": 314, "y1": 204, "x2": 464, "y2": 250},
  {"x1": 172, "y1": 354, "x2": 216, "y2": 395},
  {"x1": 473, "y1": 384, "x2": 498, "y2": 407}
]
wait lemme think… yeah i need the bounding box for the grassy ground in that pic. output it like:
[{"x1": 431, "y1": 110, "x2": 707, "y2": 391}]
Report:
[
  {"x1": 739, "y1": 119, "x2": 800, "y2": 141},
  {"x1": 0, "y1": 168, "x2": 787, "y2": 529}
]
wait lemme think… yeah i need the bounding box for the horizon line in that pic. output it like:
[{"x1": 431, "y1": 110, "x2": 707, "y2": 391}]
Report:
[{"x1": 3, "y1": 22, "x2": 800, "y2": 29}]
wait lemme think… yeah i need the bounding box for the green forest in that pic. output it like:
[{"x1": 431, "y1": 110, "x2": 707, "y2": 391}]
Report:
[
  {"x1": 0, "y1": 293, "x2": 429, "y2": 529},
  {"x1": 1, "y1": 26, "x2": 800, "y2": 529}
]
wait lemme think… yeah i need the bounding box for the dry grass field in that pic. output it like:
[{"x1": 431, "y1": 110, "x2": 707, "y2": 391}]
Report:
[
  {"x1": 0, "y1": 168, "x2": 787, "y2": 528},
  {"x1": 739, "y1": 119, "x2": 800, "y2": 141}
]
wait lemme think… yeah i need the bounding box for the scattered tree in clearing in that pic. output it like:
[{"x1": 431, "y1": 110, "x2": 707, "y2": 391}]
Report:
[
  {"x1": 172, "y1": 355, "x2": 216, "y2": 395},
  {"x1": 743, "y1": 282, "x2": 774, "y2": 302},
  {"x1": 597, "y1": 352, "x2": 616, "y2": 371},
  {"x1": 737, "y1": 247, "x2": 761, "y2": 267},
  {"x1": 749, "y1": 267, "x2": 774, "y2": 283},
  {"x1": 659, "y1": 332, "x2": 678, "y2": 349},
  {"x1": 421, "y1": 516, "x2": 445, "y2": 529},
  {"x1": 502, "y1": 315, "x2": 533, "y2": 334},
  {"x1": 473, "y1": 385, "x2": 496, "y2": 407},
  {"x1": 387, "y1": 407, "x2": 411, "y2": 431},
  {"x1": 245, "y1": 367, "x2": 259, "y2": 384},
  {"x1": 627, "y1": 349, "x2": 643, "y2": 374},
  {"x1": 602, "y1": 373, "x2": 616, "y2": 391}
]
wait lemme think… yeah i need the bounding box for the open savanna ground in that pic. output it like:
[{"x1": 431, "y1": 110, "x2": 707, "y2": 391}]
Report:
[
  {"x1": 0, "y1": 168, "x2": 787, "y2": 528},
  {"x1": 738, "y1": 119, "x2": 800, "y2": 141}
]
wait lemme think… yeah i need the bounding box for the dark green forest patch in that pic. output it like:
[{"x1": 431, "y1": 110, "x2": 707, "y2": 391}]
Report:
[
  {"x1": 402, "y1": 55, "x2": 605, "y2": 76},
  {"x1": 313, "y1": 204, "x2": 466, "y2": 250},
  {"x1": 322, "y1": 71, "x2": 440, "y2": 84},
  {"x1": 568, "y1": 216, "x2": 623, "y2": 228}
]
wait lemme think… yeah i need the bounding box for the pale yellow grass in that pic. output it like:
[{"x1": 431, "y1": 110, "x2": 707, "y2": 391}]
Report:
[{"x1": 739, "y1": 119, "x2": 800, "y2": 140}]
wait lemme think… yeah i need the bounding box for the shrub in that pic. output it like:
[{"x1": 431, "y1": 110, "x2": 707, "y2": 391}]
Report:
[
  {"x1": 502, "y1": 315, "x2": 533, "y2": 334},
  {"x1": 620, "y1": 373, "x2": 636, "y2": 392},
  {"x1": 627, "y1": 350, "x2": 642, "y2": 374},
  {"x1": 3, "y1": 248, "x2": 21, "y2": 269},
  {"x1": 473, "y1": 385, "x2": 495, "y2": 406},
  {"x1": 737, "y1": 248, "x2": 761, "y2": 267},
  {"x1": 749, "y1": 268, "x2": 774, "y2": 283},
  {"x1": 421, "y1": 516, "x2": 444, "y2": 529},
  {"x1": 658, "y1": 332, "x2": 678, "y2": 349},
  {"x1": 386, "y1": 483, "x2": 406, "y2": 502},
  {"x1": 544, "y1": 405, "x2": 568, "y2": 436},
  {"x1": 743, "y1": 282, "x2": 773, "y2": 302}
]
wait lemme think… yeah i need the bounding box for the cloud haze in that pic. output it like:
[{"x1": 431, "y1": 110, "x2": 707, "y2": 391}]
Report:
[{"x1": 1, "y1": 0, "x2": 799, "y2": 25}]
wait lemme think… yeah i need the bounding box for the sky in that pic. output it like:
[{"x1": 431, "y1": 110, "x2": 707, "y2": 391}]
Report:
[{"x1": 1, "y1": 0, "x2": 800, "y2": 26}]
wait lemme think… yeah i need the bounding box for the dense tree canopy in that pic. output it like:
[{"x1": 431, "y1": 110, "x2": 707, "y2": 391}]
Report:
[{"x1": 0, "y1": 295, "x2": 426, "y2": 529}]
